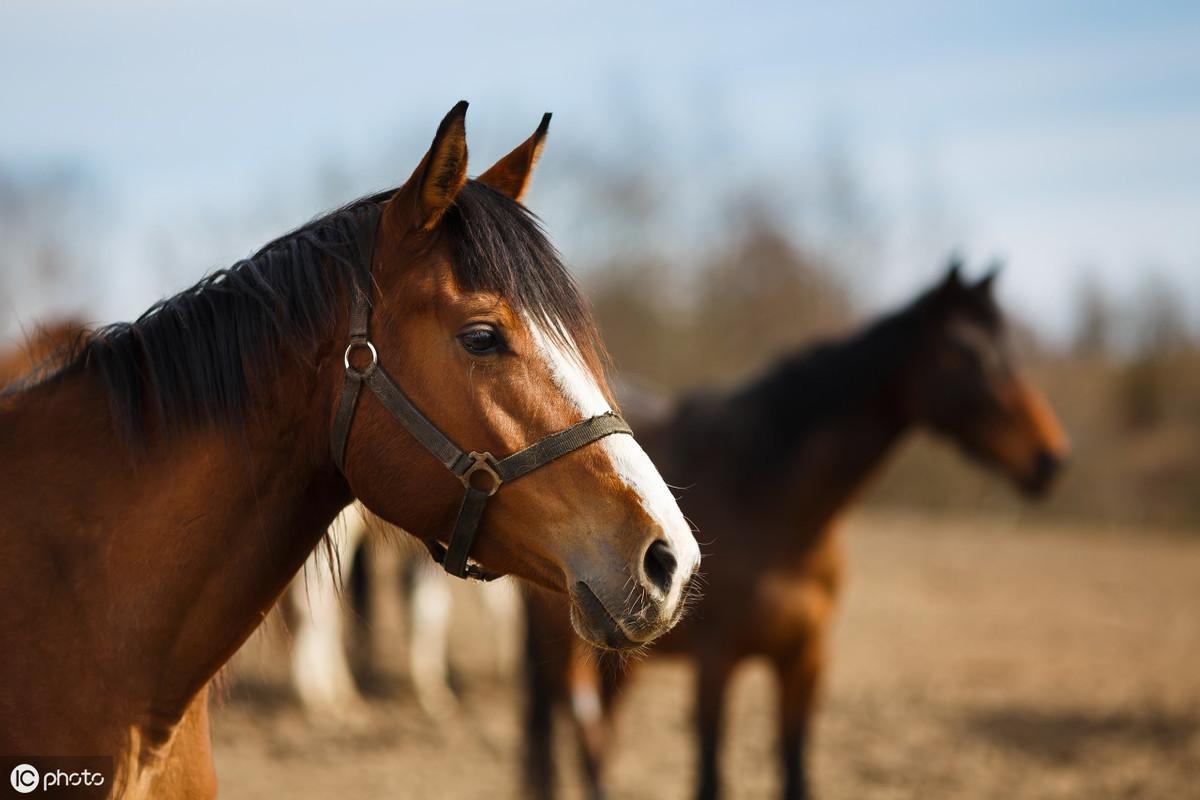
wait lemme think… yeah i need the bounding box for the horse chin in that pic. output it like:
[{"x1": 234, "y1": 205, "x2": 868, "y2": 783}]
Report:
[
  {"x1": 1024, "y1": 449, "x2": 1065, "y2": 499},
  {"x1": 975, "y1": 449, "x2": 1058, "y2": 500},
  {"x1": 1018, "y1": 472, "x2": 1054, "y2": 500},
  {"x1": 569, "y1": 581, "x2": 639, "y2": 650}
]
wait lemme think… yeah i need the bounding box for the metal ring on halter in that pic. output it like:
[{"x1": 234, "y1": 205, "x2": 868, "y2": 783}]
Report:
[
  {"x1": 458, "y1": 451, "x2": 503, "y2": 496},
  {"x1": 343, "y1": 340, "x2": 378, "y2": 376}
]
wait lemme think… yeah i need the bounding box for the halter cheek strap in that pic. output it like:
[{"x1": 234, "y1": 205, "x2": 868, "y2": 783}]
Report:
[{"x1": 329, "y1": 284, "x2": 633, "y2": 581}]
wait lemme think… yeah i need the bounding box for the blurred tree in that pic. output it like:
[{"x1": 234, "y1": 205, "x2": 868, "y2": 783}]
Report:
[
  {"x1": 589, "y1": 256, "x2": 688, "y2": 388},
  {"x1": 1130, "y1": 275, "x2": 1192, "y2": 357},
  {"x1": 1071, "y1": 273, "x2": 1115, "y2": 358},
  {"x1": 688, "y1": 210, "x2": 851, "y2": 385},
  {"x1": 1119, "y1": 275, "x2": 1195, "y2": 430}
]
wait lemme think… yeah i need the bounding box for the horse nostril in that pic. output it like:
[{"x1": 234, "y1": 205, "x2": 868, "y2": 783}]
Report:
[
  {"x1": 642, "y1": 540, "x2": 677, "y2": 595},
  {"x1": 1031, "y1": 449, "x2": 1063, "y2": 493}
]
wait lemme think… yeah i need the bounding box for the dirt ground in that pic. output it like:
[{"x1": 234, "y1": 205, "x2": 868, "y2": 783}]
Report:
[{"x1": 212, "y1": 512, "x2": 1200, "y2": 799}]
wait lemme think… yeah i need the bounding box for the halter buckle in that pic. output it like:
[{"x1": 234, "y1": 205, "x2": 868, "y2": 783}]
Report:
[{"x1": 459, "y1": 451, "x2": 503, "y2": 496}]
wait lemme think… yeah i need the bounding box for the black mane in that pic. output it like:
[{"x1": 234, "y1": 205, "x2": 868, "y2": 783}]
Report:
[
  {"x1": 672, "y1": 309, "x2": 916, "y2": 466},
  {"x1": 669, "y1": 277, "x2": 983, "y2": 481},
  {"x1": 43, "y1": 180, "x2": 599, "y2": 441}
]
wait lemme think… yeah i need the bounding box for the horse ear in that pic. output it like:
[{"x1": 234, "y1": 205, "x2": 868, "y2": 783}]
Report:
[
  {"x1": 930, "y1": 255, "x2": 967, "y2": 310},
  {"x1": 388, "y1": 101, "x2": 469, "y2": 231},
  {"x1": 477, "y1": 113, "x2": 551, "y2": 202},
  {"x1": 975, "y1": 261, "x2": 1003, "y2": 296},
  {"x1": 943, "y1": 255, "x2": 965, "y2": 289}
]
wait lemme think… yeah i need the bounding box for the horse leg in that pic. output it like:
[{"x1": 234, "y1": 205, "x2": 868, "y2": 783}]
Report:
[
  {"x1": 480, "y1": 580, "x2": 520, "y2": 678},
  {"x1": 695, "y1": 653, "x2": 736, "y2": 800},
  {"x1": 289, "y1": 505, "x2": 369, "y2": 720},
  {"x1": 772, "y1": 642, "x2": 824, "y2": 800},
  {"x1": 346, "y1": 530, "x2": 374, "y2": 675},
  {"x1": 571, "y1": 645, "x2": 625, "y2": 800},
  {"x1": 405, "y1": 560, "x2": 458, "y2": 719},
  {"x1": 522, "y1": 587, "x2": 569, "y2": 800}
]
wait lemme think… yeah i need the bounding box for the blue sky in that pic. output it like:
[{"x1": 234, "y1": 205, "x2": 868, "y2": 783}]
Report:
[{"x1": 1, "y1": 1, "x2": 1197, "y2": 339}]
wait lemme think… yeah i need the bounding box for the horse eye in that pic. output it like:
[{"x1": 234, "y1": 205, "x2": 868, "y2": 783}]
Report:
[{"x1": 458, "y1": 326, "x2": 503, "y2": 355}]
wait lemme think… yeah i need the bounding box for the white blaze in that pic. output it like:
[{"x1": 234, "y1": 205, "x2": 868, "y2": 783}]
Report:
[{"x1": 527, "y1": 319, "x2": 701, "y2": 602}]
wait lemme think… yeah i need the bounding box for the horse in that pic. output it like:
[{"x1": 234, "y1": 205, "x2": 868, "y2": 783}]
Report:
[
  {"x1": 0, "y1": 102, "x2": 700, "y2": 799},
  {"x1": 522, "y1": 262, "x2": 1069, "y2": 800}
]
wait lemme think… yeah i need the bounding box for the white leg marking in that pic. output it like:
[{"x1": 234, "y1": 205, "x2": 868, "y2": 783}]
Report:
[
  {"x1": 289, "y1": 504, "x2": 368, "y2": 717},
  {"x1": 407, "y1": 560, "x2": 458, "y2": 718}
]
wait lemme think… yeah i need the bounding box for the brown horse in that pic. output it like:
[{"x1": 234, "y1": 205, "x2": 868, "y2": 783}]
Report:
[
  {"x1": 523, "y1": 263, "x2": 1069, "y2": 800},
  {"x1": 0, "y1": 103, "x2": 699, "y2": 799}
]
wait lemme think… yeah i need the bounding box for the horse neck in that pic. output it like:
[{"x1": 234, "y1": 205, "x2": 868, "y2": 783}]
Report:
[
  {"x1": 721, "y1": 313, "x2": 924, "y2": 553},
  {"x1": 0, "y1": 336, "x2": 350, "y2": 751}
]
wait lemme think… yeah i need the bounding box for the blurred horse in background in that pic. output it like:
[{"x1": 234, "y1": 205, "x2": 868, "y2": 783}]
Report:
[
  {"x1": 523, "y1": 262, "x2": 1070, "y2": 800},
  {"x1": 285, "y1": 504, "x2": 519, "y2": 722},
  {"x1": 0, "y1": 319, "x2": 87, "y2": 386}
]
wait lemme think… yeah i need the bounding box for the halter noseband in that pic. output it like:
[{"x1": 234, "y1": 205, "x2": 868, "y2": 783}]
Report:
[{"x1": 329, "y1": 283, "x2": 633, "y2": 581}]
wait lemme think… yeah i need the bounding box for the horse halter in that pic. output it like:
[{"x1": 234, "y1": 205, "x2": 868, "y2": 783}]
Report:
[{"x1": 329, "y1": 283, "x2": 633, "y2": 581}]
